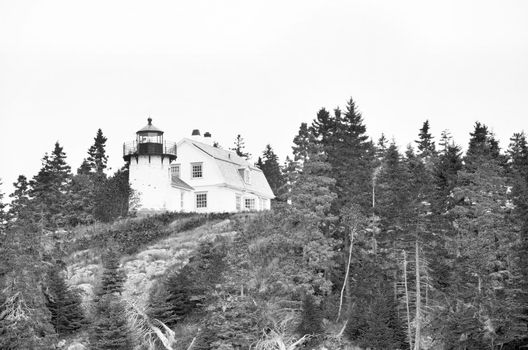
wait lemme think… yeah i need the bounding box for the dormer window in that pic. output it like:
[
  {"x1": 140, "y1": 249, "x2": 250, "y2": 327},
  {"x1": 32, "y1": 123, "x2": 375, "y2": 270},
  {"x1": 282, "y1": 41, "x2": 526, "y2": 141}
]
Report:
[
  {"x1": 238, "y1": 168, "x2": 251, "y2": 184},
  {"x1": 191, "y1": 162, "x2": 203, "y2": 178}
]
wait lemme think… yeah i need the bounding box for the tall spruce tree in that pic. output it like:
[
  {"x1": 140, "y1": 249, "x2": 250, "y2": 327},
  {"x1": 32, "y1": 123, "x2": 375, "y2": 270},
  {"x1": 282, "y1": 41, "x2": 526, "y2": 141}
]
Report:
[
  {"x1": 290, "y1": 142, "x2": 337, "y2": 224},
  {"x1": 44, "y1": 264, "x2": 85, "y2": 335},
  {"x1": 444, "y1": 151, "x2": 525, "y2": 347},
  {"x1": 8, "y1": 175, "x2": 31, "y2": 226},
  {"x1": 415, "y1": 120, "x2": 436, "y2": 159},
  {"x1": 90, "y1": 248, "x2": 132, "y2": 349},
  {"x1": 329, "y1": 98, "x2": 374, "y2": 212},
  {"x1": 465, "y1": 122, "x2": 502, "y2": 171},
  {"x1": 260, "y1": 144, "x2": 286, "y2": 199},
  {"x1": 86, "y1": 128, "x2": 108, "y2": 174},
  {"x1": 231, "y1": 134, "x2": 251, "y2": 159},
  {"x1": 30, "y1": 142, "x2": 73, "y2": 230},
  {"x1": 292, "y1": 122, "x2": 312, "y2": 166}
]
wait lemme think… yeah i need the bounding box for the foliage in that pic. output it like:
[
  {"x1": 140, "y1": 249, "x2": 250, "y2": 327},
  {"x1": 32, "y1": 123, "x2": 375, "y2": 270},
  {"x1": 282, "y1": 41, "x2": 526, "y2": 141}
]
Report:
[
  {"x1": 90, "y1": 294, "x2": 133, "y2": 350},
  {"x1": 230, "y1": 134, "x2": 251, "y2": 160},
  {"x1": 260, "y1": 144, "x2": 286, "y2": 200}
]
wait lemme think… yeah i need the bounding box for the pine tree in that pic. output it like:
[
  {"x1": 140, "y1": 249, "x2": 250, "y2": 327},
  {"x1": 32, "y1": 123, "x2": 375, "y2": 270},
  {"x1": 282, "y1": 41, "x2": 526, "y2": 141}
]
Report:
[
  {"x1": 260, "y1": 144, "x2": 286, "y2": 199},
  {"x1": 465, "y1": 122, "x2": 503, "y2": 171},
  {"x1": 44, "y1": 264, "x2": 85, "y2": 335},
  {"x1": 90, "y1": 294, "x2": 133, "y2": 350},
  {"x1": 30, "y1": 142, "x2": 73, "y2": 230},
  {"x1": 0, "y1": 224, "x2": 57, "y2": 349},
  {"x1": 310, "y1": 108, "x2": 336, "y2": 146},
  {"x1": 8, "y1": 175, "x2": 31, "y2": 227},
  {"x1": 230, "y1": 134, "x2": 251, "y2": 159},
  {"x1": 0, "y1": 179, "x2": 7, "y2": 234},
  {"x1": 376, "y1": 133, "x2": 389, "y2": 160},
  {"x1": 415, "y1": 120, "x2": 436, "y2": 159},
  {"x1": 444, "y1": 157, "x2": 525, "y2": 347},
  {"x1": 431, "y1": 133, "x2": 463, "y2": 215},
  {"x1": 95, "y1": 248, "x2": 126, "y2": 298},
  {"x1": 90, "y1": 248, "x2": 132, "y2": 349},
  {"x1": 507, "y1": 132, "x2": 528, "y2": 213},
  {"x1": 329, "y1": 98, "x2": 374, "y2": 212},
  {"x1": 86, "y1": 129, "x2": 108, "y2": 174},
  {"x1": 292, "y1": 122, "x2": 313, "y2": 166},
  {"x1": 148, "y1": 268, "x2": 196, "y2": 327},
  {"x1": 93, "y1": 167, "x2": 132, "y2": 222},
  {"x1": 290, "y1": 142, "x2": 337, "y2": 224}
]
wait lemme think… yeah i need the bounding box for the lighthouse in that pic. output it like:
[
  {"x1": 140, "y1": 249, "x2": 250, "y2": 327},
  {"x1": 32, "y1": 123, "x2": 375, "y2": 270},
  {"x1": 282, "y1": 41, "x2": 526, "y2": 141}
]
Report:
[{"x1": 123, "y1": 118, "x2": 178, "y2": 212}]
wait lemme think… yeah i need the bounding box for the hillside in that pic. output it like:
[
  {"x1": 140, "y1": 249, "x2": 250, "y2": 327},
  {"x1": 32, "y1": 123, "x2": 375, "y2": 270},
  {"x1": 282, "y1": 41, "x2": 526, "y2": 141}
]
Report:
[
  {"x1": 59, "y1": 213, "x2": 241, "y2": 350},
  {"x1": 67, "y1": 215, "x2": 236, "y2": 309}
]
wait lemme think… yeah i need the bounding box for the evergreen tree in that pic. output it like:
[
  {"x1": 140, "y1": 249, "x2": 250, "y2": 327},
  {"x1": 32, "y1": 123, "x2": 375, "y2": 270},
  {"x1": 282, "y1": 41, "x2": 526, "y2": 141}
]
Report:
[
  {"x1": 8, "y1": 175, "x2": 31, "y2": 226},
  {"x1": 290, "y1": 142, "x2": 337, "y2": 224},
  {"x1": 376, "y1": 133, "x2": 389, "y2": 160},
  {"x1": 260, "y1": 144, "x2": 286, "y2": 199},
  {"x1": 30, "y1": 142, "x2": 73, "y2": 230},
  {"x1": 90, "y1": 294, "x2": 133, "y2": 350},
  {"x1": 93, "y1": 167, "x2": 132, "y2": 222},
  {"x1": 67, "y1": 173, "x2": 96, "y2": 226},
  {"x1": 86, "y1": 128, "x2": 108, "y2": 174},
  {"x1": 329, "y1": 98, "x2": 374, "y2": 212},
  {"x1": 0, "y1": 225, "x2": 57, "y2": 349},
  {"x1": 255, "y1": 156, "x2": 264, "y2": 169},
  {"x1": 507, "y1": 132, "x2": 528, "y2": 213},
  {"x1": 0, "y1": 179, "x2": 7, "y2": 233},
  {"x1": 310, "y1": 108, "x2": 336, "y2": 146},
  {"x1": 465, "y1": 122, "x2": 502, "y2": 170},
  {"x1": 90, "y1": 248, "x2": 132, "y2": 349},
  {"x1": 431, "y1": 133, "x2": 463, "y2": 215},
  {"x1": 230, "y1": 134, "x2": 251, "y2": 159},
  {"x1": 444, "y1": 158, "x2": 525, "y2": 347},
  {"x1": 95, "y1": 248, "x2": 126, "y2": 298},
  {"x1": 292, "y1": 122, "x2": 312, "y2": 166},
  {"x1": 415, "y1": 119, "x2": 436, "y2": 158},
  {"x1": 44, "y1": 264, "x2": 85, "y2": 335},
  {"x1": 148, "y1": 267, "x2": 196, "y2": 327}
]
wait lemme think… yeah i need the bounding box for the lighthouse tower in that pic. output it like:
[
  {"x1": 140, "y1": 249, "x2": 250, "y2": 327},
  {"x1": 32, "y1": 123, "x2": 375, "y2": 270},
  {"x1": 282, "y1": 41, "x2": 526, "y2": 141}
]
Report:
[{"x1": 123, "y1": 118, "x2": 177, "y2": 212}]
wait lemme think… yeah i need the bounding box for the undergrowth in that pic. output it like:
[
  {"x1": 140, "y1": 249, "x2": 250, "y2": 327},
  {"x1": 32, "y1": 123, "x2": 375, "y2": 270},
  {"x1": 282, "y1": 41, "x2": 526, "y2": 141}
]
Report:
[{"x1": 65, "y1": 212, "x2": 232, "y2": 256}]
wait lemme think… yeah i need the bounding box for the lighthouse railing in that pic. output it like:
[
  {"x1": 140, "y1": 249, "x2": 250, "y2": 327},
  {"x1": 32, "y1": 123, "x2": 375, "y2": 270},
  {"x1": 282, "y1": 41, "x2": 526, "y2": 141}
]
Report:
[{"x1": 123, "y1": 141, "x2": 177, "y2": 157}]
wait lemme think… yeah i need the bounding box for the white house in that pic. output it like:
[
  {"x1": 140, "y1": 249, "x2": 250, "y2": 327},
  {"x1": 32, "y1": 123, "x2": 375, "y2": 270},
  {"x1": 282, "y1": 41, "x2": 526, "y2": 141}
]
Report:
[{"x1": 124, "y1": 119, "x2": 274, "y2": 213}]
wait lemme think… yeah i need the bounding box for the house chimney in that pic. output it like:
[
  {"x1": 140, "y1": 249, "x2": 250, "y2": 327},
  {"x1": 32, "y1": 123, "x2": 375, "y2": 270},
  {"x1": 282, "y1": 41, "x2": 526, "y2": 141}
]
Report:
[
  {"x1": 203, "y1": 132, "x2": 213, "y2": 145},
  {"x1": 191, "y1": 129, "x2": 201, "y2": 142}
]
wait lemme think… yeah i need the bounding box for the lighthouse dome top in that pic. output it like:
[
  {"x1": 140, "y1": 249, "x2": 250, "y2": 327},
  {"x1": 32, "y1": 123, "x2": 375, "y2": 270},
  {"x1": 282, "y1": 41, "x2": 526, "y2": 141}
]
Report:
[{"x1": 137, "y1": 118, "x2": 163, "y2": 134}]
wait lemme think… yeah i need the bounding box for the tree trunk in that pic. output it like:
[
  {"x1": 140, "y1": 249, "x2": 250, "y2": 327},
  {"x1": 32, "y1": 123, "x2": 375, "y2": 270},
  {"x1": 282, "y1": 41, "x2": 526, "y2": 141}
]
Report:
[
  {"x1": 414, "y1": 241, "x2": 421, "y2": 350},
  {"x1": 336, "y1": 227, "x2": 355, "y2": 321},
  {"x1": 403, "y1": 250, "x2": 414, "y2": 350}
]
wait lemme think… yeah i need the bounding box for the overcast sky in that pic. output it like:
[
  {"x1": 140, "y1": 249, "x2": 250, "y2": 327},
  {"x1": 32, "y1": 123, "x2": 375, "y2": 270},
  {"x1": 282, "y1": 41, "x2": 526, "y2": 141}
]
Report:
[{"x1": 1, "y1": 0, "x2": 527, "y2": 195}]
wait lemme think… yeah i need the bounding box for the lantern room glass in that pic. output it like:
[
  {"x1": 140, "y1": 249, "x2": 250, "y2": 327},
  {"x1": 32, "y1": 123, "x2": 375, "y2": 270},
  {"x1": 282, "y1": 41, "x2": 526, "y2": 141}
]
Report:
[{"x1": 137, "y1": 132, "x2": 163, "y2": 144}]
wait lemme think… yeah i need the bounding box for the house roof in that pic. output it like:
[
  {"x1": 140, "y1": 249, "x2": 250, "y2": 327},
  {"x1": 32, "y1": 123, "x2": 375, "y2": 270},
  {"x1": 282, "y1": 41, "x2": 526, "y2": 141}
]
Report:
[
  {"x1": 171, "y1": 177, "x2": 194, "y2": 191},
  {"x1": 178, "y1": 138, "x2": 275, "y2": 199}
]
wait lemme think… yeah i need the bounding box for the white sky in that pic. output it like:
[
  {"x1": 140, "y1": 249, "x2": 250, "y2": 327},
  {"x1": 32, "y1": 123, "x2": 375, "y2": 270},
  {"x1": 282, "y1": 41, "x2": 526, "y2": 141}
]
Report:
[{"x1": 1, "y1": 0, "x2": 527, "y2": 195}]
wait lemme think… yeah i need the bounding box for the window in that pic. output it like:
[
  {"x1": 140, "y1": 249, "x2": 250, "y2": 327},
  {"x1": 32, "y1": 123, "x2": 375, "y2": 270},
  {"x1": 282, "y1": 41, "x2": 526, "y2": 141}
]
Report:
[
  {"x1": 245, "y1": 170, "x2": 251, "y2": 184},
  {"x1": 244, "y1": 198, "x2": 255, "y2": 210},
  {"x1": 191, "y1": 163, "x2": 203, "y2": 178},
  {"x1": 196, "y1": 192, "x2": 207, "y2": 208},
  {"x1": 238, "y1": 168, "x2": 251, "y2": 184},
  {"x1": 259, "y1": 198, "x2": 265, "y2": 210},
  {"x1": 236, "y1": 194, "x2": 242, "y2": 211},
  {"x1": 171, "y1": 164, "x2": 180, "y2": 179},
  {"x1": 180, "y1": 192, "x2": 185, "y2": 209}
]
